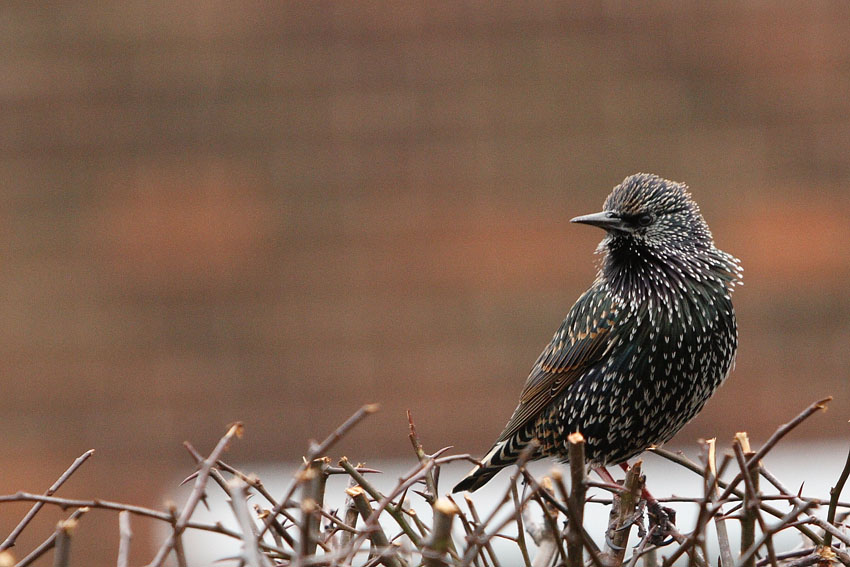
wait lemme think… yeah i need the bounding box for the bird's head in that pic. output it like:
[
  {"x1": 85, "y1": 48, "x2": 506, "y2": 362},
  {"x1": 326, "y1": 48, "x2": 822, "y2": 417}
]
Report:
[
  {"x1": 571, "y1": 173, "x2": 742, "y2": 300},
  {"x1": 571, "y1": 173, "x2": 712, "y2": 255}
]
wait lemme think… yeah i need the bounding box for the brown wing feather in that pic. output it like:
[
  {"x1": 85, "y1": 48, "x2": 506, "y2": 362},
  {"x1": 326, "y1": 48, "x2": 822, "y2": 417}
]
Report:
[{"x1": 496, "y1": 287, "x2": 617, "y2": 443}]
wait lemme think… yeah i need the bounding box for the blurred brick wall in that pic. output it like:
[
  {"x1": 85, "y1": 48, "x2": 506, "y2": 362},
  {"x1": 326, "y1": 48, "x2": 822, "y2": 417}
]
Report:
[{"x1": 2, "y1": 3, "x2": 850, "y2": 564}]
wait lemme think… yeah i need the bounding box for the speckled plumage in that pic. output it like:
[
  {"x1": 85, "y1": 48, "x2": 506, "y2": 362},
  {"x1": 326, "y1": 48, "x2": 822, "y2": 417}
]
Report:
[{"x1": 454, "y1": 173, "x2": 742, "y2": 493}]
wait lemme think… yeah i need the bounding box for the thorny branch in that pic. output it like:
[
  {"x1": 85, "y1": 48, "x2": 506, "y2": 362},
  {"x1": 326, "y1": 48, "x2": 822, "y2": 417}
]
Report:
[{"x1": 1, "y1": 398, "x2": 849, "y2": 567}]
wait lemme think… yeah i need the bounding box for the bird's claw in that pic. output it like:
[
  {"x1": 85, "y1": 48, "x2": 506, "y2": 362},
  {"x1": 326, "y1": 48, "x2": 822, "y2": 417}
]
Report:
[
  {"x1": 606, "y1": 503, "x2": 645, "y2": 551},
  {"x1": 617, "y1": 510, "x2": 643, "y2": 532},
  {"x1": 605, "y1": 531, "x2": 626, "y2": 551}
]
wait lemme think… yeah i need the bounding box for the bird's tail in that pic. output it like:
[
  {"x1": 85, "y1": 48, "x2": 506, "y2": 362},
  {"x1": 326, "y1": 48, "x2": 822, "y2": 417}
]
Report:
[
  {"x1": 452, "y1": 435, "x2": 538, "y2": 493},
  {"x1": 452, "y1": 464, "x2": 503, "y2": 493}
]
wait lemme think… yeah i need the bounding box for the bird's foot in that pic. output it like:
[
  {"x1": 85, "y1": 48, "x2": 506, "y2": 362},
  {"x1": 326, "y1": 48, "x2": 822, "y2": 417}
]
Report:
[{"x1": 646, "y1": 500, "x2": 677, "y2": 547}]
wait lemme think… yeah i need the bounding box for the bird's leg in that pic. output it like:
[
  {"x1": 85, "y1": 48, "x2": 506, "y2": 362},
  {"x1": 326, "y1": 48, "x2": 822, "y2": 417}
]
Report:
[
  {"x1": 618, "y1": 462, "x2": 677, "y2": 546},
  {"x1": 596, "y1": 466, "x2": 644, "y2": 552},
  {"x1": 594, "y1": 465, "x2": 654, "y2": 505},
  {"x1": 592, "y1": 466, "x2": 622, "y2": 491}
]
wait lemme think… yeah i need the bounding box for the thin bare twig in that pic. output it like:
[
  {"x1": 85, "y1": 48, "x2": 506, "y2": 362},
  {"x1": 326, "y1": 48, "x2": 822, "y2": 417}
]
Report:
[
  {"x1": 520, "y1": 493, "x2": 556, "y2": 567},
  {"x1": 227, "y1": 477, "x2": 270, "y2": 567},
  {"x1": 14, "y1": 508, "x2": 88, "y2": 567},
  {"x1": 256, "y1": 404, "x2": 379, "y2": 544},
  {"x1": 530, "y1": 478, "x2": 568, "y2": 567},
  {"x1": 459, "y1": 448, "x2": 538, "y2": 567},
  {"x1": 359, "y1": 454, "x2": 471, "y2": 559},
  {"x1": 551, "y1": 467, "x2": 603, "y2": 563},
  {"x1": 311, "y1": 404, "x2": 381, "y2": 460},
  {"x1": 805, "y1": 515, "x2": 850, "y2": 547},
  {"x1": 510, "y1": 481, "x2": 533, "y2": 567},
  {"x1": 624, "y1": 525, "x2": 657, "y2": 567},
  {"x1": 338, "y1": 456, "x2": 423, "y2": 547},
  {"x1": 462, "y1": 495, "x2": 500, "y2": 567},
  {"x1": 660, "y1": 497, "x2": 720, "y2": 567},
  {"x1": 734, "y1": 434, "x2": 758, "y2": 567},
  {"x1": 706, "y1": 438, "x2": 733, "y2": 567},
  {"x1": 757, "y1": 548, "x2": 819, "y2": 567},
  {"x1": 717, "y1": 398, "x2": 832, "y2": 504},
  {"x1": 735, "y1": 502, "x2": 816, "y2": 567},
  {"x1": 182, "y1": 441, "x2": 299, "y2": 528},
  {"x1": 823, "y1": 442, "x2": 850, "y2": 550},
  {"x1": 651, "y1": 448, "x2": 824, "y2": 545},
  {"x1": 523, "y1": 468, "x2": 606, "y2": 567},
  {"x1": 346, "y1": 486, "x2": 404, "y2": 567},
  {"x1": 0, "y1": 493, "x2": 171, "y2": 520},
  {"x1": 408, "y1": 410, "x2": 439, "y2": 504},
  {"x1": 0, "y1": 449, "x2": 95, "y2": 552},
  {"x1": 755, "y1": 466, "x2": 850, "y2": 566},
  {"x1": 149, "y1": 422, "x2": 243, "y2": 567},
  {"x1": 167, "y1": 503, "x2": 188, "y2": 567}
]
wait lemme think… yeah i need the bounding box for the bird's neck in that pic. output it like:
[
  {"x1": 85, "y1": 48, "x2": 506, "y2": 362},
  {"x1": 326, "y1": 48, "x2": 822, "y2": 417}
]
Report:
[{"x1": 600, "y1": 238, "x2": 733, "y2": 311}]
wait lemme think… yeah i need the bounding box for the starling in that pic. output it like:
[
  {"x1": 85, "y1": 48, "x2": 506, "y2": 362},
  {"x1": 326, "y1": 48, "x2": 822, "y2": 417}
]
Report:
[{"x1": 453, "y1": 173, "x2": 742, "y2": 493}]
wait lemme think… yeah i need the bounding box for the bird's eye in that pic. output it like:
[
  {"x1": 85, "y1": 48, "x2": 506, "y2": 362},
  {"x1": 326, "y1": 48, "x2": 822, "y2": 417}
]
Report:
[{"x1": 637, "y1": 213, "x2": 654, "y2": 227}]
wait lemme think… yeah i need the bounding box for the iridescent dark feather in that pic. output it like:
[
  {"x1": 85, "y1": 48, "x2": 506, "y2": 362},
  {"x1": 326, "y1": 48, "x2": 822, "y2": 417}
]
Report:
[{"x1": 454, "y1": 173, "x2": 741, "y2": 493}]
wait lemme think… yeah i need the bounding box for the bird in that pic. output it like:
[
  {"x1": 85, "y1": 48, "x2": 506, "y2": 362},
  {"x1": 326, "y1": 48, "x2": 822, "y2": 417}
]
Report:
[{"x1": 453, "y1": 173, "x2": 742, "y2": 493}]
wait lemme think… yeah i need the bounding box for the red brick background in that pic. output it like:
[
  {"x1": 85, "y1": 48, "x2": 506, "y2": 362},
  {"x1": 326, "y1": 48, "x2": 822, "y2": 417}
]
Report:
[{"x1": 2, "y1": 3, "x2": 850, "y2": 564}]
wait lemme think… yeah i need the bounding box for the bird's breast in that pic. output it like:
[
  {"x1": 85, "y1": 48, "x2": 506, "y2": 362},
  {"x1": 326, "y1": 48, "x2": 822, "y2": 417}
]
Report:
[{"x1": 612, "y1": 284, "x2": 736, "y2": 386}]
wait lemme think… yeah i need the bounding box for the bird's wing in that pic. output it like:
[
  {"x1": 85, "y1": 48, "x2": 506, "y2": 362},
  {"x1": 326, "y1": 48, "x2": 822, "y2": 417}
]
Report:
[{"x1": 496, "y1": 286, "x2": 618, "y2": 443}]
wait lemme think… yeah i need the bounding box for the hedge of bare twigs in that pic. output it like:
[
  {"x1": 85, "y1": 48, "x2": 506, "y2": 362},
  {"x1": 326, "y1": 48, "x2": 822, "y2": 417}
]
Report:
[{"x1": 2, "y1": 398, "x2": 850, "y2": 567}]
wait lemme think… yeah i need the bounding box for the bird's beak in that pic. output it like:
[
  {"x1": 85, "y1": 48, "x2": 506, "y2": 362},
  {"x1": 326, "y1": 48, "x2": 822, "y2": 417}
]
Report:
[{"x1": 570, "y1": 211, "x2": 629, "y2": 232}]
